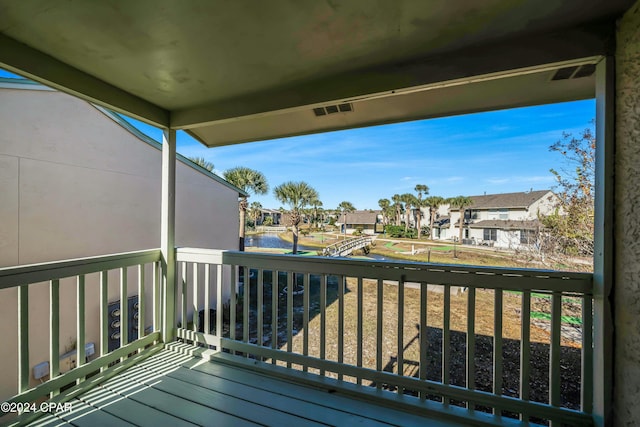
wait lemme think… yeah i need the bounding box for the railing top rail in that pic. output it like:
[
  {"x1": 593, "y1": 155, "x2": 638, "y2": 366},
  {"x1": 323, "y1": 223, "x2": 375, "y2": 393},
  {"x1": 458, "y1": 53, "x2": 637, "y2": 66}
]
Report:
[
  {"x1": 178, "y1": 248, "x2": 592, "y2": 294},
  {"x1": 0, "y1": 249, "x2": 162, "y2": 289}
]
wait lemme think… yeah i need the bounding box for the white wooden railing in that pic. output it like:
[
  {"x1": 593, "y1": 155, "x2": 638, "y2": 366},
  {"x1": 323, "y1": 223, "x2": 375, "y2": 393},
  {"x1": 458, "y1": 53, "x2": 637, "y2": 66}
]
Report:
[
  {"x1": 175, "y1": 248, "x2": 594, "y2": 427},
  {"x1": 1, "y1": 247, "x2": 594, "y2": 426},
  {"x1": 0, "y1": 249, "x2": 165, "y2": 425}
]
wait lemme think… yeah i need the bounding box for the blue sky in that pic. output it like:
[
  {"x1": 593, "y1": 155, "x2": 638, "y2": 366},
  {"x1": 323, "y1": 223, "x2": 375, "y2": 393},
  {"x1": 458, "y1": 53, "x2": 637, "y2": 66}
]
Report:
[
  {"x1": 1, "y1": 69, "x2": 594, "y2": 210},
  {"x1": 162, "y1": 101, "x2": 594, "y2": 210}
]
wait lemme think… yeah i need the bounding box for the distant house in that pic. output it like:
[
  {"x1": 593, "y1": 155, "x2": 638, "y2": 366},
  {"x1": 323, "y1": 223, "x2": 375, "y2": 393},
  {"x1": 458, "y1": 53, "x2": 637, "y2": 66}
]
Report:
[
  {"x1": 336, "y1": 210, "x2": 382, "y2": 235},
  {"x1": 258, "y1": 208, "x2": 283, "y2": 225},
  {"x1": 428, "y1": 190, "x2": 558, "y2": 248}
]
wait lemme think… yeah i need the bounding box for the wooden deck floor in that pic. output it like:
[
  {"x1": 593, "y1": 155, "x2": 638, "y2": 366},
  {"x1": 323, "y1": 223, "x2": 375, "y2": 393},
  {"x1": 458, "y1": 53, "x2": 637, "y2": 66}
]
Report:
[{"x1": 28, "y1": 343, "x2": 467, "y2": 427}]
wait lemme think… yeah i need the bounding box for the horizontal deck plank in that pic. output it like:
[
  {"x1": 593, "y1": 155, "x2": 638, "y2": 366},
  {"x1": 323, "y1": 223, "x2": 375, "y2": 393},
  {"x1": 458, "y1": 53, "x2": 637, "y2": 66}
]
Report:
[{"x1": 25, "y1": 346, "x2": 514, "y2": 427}]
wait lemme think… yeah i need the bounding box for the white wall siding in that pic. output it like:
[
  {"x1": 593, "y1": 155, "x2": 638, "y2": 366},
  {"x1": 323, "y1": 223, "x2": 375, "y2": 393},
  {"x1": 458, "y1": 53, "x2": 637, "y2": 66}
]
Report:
[{"x1": 0, "y1": 86, "x2": 239, "y2": 401}]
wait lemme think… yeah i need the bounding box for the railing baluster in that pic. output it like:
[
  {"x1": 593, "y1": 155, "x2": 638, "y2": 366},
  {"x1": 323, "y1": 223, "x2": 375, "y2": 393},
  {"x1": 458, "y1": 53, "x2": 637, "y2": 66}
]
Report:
[
  {"x1": 192, "y1": 262, "x2": 199, "y2": 332},
  {"x1": 181, "y1": 262, "x2": 187, "y2": 330},
  {"x1": 18, "y1": 284, "x2": 29, "y2": 393},
  {"x1": 271, "y1": 270, "x2": 279, "y2": 362},
  {"x1": 376, "y1": 278, "x2": 383, "y2": 389},
  {"x1": 338, "y1": 275, "x2": 345, "y2": 381},
  {"x1": 257, "y1": 269, "x2": 264, "y2": 352},
  {"x1": 493, "y1": 289, "x2": 503, "y2": 415},
  {"x1": 120, "y1": 268, "x2": 128, "y2": 358},
  {"x1": 100, "y1": 271, "x2": 108, "y2": 360},
  {"x1": 397, "y1": 275, "x2": 405, "y2": 395},
  {"x1": 320, "y1": 274, "x2": 327, "y2": 375},
  {"x1": 443, "y1": 284, "x2": 451, "y2": 405},
  {"x1": 550, "y1": 291, "x2": 562, "y2": 409},
  {"x1": 520, "y1": 289, "x2": 531, "y2": 421},
  {"x1": 243, "y1": 266, "x2": 250, "y2": 348},
  {"x1": 581, "y1": 294, "x2": 593, "y2": 414},
  {"x1": 204, "y1": 264, "x2": 210, "y2": 335},
  {"x1": 49, "y1": 279, "x2": 60, "y2": 397},
  {"x1": 286, "y1": 271, "x2": 293, "y2": 368},
  {"x1": 303, "y1": 273, "x2": 310, "y2": 371},
  {"x1": 230, "y1": 266, "x2": 237, "y2": 344},
  {"x1": 153, "y1": 262, "x2": 160, "y2": 333},
  {"x1": 356, "y1": 276, "x2": 363, "y2": 385},
  {"x1": 138, "y1": 265, "x2": 145, "y2": 339},
  {"x1": 419, "y1": 281, "x2": 427, "y2": 400},
  {"x1": 77, "y1": 275, "x2": 86, "y2": 383},
  {"x1": 467, "y1": 286, "x2": 476, "y2": 409},
  {"x1": 216, "y1": 264, "x2": 222, "y2": 339}
]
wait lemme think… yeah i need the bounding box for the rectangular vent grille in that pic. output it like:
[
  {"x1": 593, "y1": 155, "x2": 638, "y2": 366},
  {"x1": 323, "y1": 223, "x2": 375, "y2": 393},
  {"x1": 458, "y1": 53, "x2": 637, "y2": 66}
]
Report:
[
  {"x1": 313, "y1": 103, "x2": 353, "y2": 117},
  {"x1": 551, "y1": 64, "x2": 596, "y2": 81}
]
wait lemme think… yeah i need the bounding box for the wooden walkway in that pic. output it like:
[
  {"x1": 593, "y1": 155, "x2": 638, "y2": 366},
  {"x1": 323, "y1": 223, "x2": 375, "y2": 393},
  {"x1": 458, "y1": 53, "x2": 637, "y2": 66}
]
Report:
[{"x1": 30, "y1": 344, "x2": 462, "y2": 427}]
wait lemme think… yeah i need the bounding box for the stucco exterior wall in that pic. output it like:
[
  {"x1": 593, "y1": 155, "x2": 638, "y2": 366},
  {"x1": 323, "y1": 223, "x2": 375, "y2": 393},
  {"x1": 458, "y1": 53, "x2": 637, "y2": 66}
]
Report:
[
  {"x1": 614, "y1": 1, "x2": 640, "y2": 424},
  {"x1": 0, "y1": 86, "x2": 239, "y2": 401}
]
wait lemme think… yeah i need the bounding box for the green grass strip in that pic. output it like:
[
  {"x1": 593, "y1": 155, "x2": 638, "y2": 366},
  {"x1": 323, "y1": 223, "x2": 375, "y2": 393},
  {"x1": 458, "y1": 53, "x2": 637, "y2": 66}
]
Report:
[{"x1": 530, "y1": 311, "x2": 582, "y2": 325}]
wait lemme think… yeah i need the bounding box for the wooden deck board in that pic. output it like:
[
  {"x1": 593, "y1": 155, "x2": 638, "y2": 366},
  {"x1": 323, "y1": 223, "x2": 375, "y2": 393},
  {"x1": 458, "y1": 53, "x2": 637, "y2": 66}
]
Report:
[{"x1": 26, "y1": 347, "x2": 468, "y2": 427}]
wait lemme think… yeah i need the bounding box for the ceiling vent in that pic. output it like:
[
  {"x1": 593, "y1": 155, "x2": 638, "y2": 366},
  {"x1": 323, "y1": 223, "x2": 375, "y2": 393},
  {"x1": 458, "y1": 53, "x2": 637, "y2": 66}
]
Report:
[
  {"x1": 551, "y1": 64, "x2": 596, "y2": 81},
  {"x1": 313, "y1": 103, "x2": 353, "y2": 117}
]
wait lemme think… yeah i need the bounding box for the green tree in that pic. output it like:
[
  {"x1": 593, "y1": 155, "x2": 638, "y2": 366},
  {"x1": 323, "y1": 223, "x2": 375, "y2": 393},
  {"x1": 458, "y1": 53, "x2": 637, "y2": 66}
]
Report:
[
  {"x1": 448, "y1": 195, "x2": 473, "y2": 243},
  {"x1": 401, "y1": 193, "x2": 417, "y2": 232},
  {"x1": 337, "y1": 201, "x2": 356, "y2": 237},
  {"x1": 378, "y1": 198, "x2": 390, "y2": 225},
  {"x1": 425, "y1": 196, "x2": 445, "y2": 240},
  {"x1": 187, "y1": 156, "x2": 214, "y2": 172},
  {"x1": 223, "y1": 167, "x2": 269, "y2": 251},
  {"x1": 414, "y1": 184, "x2": 429, "y2": 238},
  {"x1": 542, "y1": 126, "x2": 595, "y2": 257},
  {"x1": 392, "y1": 194, "x2": 403, "y2": 226},
  {"x1": 248, "y1": 201, "x2": 263, "y2": 228},
  {"x1": 310, "y1": 198, "x2": 323, "y2": 229},
  {"x1": 273, "y1": 181, "x2": 319, "y2": 254}
]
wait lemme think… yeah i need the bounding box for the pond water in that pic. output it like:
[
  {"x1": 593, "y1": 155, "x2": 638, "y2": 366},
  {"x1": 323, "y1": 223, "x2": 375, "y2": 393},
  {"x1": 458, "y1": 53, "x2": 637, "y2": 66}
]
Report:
[
  {"x1": 246, "y1": 233, "x2": 391, "y2": 261},
  {"x1": 245, "y1": 233, "x2": 318, "y2": 252}
]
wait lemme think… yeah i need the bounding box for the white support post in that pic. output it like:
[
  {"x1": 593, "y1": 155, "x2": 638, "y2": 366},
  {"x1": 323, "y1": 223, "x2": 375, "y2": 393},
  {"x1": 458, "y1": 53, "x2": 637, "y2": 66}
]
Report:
[
  {"x1": 161, "y1": 128, "x2": 177, "y2": 343},
  {"x1": 593, "y1": 55, "x2": 614, "y2": 426}
]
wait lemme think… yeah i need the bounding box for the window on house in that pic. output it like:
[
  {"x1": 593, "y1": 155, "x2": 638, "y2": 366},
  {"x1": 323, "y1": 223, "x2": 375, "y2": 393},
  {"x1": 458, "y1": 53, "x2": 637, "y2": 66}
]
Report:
[
  {"x1": 499, "y1": 209, "x2": 508, "y2": 220},
  {"x1": 520, "y1": 229, "x2": 536, "y2": 244},
  {"x1": 484, "y1": 229, "x2": 497, "y2": 241}
]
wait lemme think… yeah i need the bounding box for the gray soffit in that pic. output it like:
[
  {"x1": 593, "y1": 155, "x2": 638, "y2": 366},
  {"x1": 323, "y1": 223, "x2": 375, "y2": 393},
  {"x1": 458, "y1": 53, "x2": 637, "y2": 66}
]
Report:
[{"x1": 0, "y1": 1, "x2": 633, "y2": 146}]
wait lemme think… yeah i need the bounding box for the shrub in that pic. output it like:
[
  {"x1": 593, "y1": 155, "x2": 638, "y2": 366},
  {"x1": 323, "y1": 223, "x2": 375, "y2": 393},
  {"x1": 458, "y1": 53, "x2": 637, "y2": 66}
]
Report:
[{"x1": 385, "y1": 224, "x2": 418, "y2": 239}]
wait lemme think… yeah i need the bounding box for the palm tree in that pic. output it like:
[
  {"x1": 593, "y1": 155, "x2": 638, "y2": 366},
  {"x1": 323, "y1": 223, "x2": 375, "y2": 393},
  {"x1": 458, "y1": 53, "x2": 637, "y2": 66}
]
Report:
[
  {"x1": 273, "y1": 181, "x2": 319, "y2": 254},
  {"x1": 414, "y1": 184, "x2": 429, "y2": 238},
  {"x1": 337, "y1": 201, "x2": 356, "y2": 238},
  {"x1": 248, "y1": 201, "x2": 263, "y2": 229},
  {"x1": 310, "y1": 198, "x2": 323, "y2": 229},
  {"x1": 425, "y1": 196, "x2": 445, "y2": 240},
  {"x1": 392, "y1": 194, "x2": 402, "y2": 226},
  {"x1": 400, "y1": 193, "x2": 417, "y2": 232},
  {"x1": 378, "y1": 198, "x2": 390, "y2": 225},
  {"x1": 187, "y1": 156, "x2": 214, "y2": 172},
  {"x1": 223, "y1": 167, "x2": 269, "y2": 251},
  {"x1": 448, "y1": 195, "x2": 474, "y2": 243}
]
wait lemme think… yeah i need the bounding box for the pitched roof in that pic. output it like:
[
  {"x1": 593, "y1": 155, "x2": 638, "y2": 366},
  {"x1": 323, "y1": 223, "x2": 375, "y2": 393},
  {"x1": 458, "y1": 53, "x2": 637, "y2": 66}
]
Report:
[
  {"x1": 469, "y1": 219, "x2": 542, "y2": 230},
  {"x1": 468, "y1": 190, "x2": 552, "y2": 209},
  {"x1": 340, "y1": 210, "x2": 380, "y2": 225}
]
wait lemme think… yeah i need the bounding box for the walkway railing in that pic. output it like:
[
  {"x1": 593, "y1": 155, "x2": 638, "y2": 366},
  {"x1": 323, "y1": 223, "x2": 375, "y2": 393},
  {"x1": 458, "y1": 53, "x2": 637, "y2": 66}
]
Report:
[
  {"x1": 322, "y1": 235, "x2": 375, "y2": 257},
  {"x1": 0, "y1": 250, "x2": 164, "y2": 425},
  {"x1": 175, "y1": 248, "x2": 594, "y2": 427}
]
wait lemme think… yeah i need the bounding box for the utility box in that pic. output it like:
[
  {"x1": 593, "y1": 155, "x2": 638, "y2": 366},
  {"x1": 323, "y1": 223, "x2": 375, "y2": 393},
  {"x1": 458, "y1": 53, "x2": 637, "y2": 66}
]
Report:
[{"x1": 107, "y1": 295, "x2": 139, "y2": 352}]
